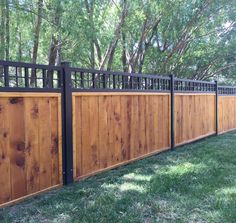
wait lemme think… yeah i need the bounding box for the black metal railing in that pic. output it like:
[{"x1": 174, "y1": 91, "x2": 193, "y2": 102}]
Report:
[
  {"x1": 0, "y1": 60, "x2": 236, "y2": 95},
  {"x1": 0, "y1": 60, "x2": 62, "y2": 92},
  {"x1": 218, "y1": 86, "x2": 236, "y2": 95},
  {"x1": 70, "y1": 67, "x2": 170, "y2": 91},
  {"x1": 174, "y1": 78, "x2": 215, "y2": 92}
]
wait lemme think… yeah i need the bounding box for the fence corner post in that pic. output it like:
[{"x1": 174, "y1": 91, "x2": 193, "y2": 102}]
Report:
[
  {"x1": 61, "y1": 61, "x2": 73, "y2": 185},
  {"x1": 170, "y1": 74, "x2": 175, "y2": 149},
  {"x1": 215, "y1": 80, "x2": 219, "y2": 135}
]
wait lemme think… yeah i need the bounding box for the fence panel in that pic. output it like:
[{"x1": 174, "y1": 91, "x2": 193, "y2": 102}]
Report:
[
  {"x1": 72, "y1": 92, "x2": 170, "y2": 180},
  {"x1": 174, "y1": 93, "x2": 216, "y2": 146},
  {"x1": 218, "y1": 96, "x2": 236, "y2": 133},
  {"x1": 0, "y1": 93, "x2": 62, "y2": 207}
]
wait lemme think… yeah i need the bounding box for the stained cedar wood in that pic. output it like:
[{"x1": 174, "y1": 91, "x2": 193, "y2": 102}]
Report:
[
  {"x1": 163, "y1": 95, "x2": 170, "y2": 148},
  {"x1": 3, "y1": 92, "x2": 232, "y2": 206},
  {"x1": 147, "y1": 96, "x2": 155, "y2": 152},
  {"x1": 145, "y1": 96, "x2": 151, "y2": 153},
  {"x1": 219, "y1": 96, "x2": 236, "y2": 133},
  {"x1": 98, "y1": 96, "x2": 109, "y2": 168},
  {"x1": 175, "y1": 94, "x2": 216, "y2": 146},
  {"x1": 9, "y1": 97, "x2": 27, "y2": 199},
  {"x1": 138, "y1": 96, "x2": 147, "y2": 156},
  {"x1": 152, "y1": 95, "x2": 158, "y2": 151},
  {"x1": 57, "y1": 96, "x2": 63, "y2": 184},
  {"x1": 120, "y1": 96, "x2": 130, "y2": 161},
  {"x1": 106, "y1": 96, "x2": 114, "y2": 167},
  {"x1": 89, "y1": 96, "x2": 99, "y2": 172},
  {"x1": 0, "y1": 94, "x2": 62, "y2": 207},
  {"x1": 50, "y1": 97, "x2": 59, "y2": 185},
  {"x1": 0, "y1": 98, "x2": 11, "y2": 203},
  {"x1": 73, "y1": 94, "x2": 171, "y2": 180},
  {"x1": 81, "y1": 96, "x2": 91, "y2": 175},
  {"x1": 39, "y1": 98, "x2": 52, "y2": 190},
  {"x1": 74, "y1": 96, "x2": 82, "y2": 177},
  {"x1": 112, "y1": 96, "x2": 122, "y2": 164},
  {"x1": 25, "y1": 98, "x2": 40, "y2": 194},
  {"x1": 130, "y1": 96, "x2": 139, "y2": 158}
]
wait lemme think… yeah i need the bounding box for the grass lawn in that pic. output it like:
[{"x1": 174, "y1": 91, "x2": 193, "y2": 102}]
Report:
[{"x1": 1, "y1": 132, "x2": 236, "y2": 223}]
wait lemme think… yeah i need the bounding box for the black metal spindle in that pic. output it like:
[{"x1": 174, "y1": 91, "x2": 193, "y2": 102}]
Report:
[
  {"x1": 42, "y1": 69, "x2": 47, "y2": 88},
  {"x1": 15, "y1": 66, "x2": 18, "y2": 87},
  {"x1": 24, "y1": 67, "x2": 29, "y2": 87},
  {"x1": 4, "y1": 65, "x2": 9, "y2": 87}
]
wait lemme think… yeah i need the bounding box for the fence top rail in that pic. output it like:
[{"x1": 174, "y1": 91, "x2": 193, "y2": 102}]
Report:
[
  {"x1": 69, "y1": 66, "x2": 171, "y2": 80},
  {"x1": 0, "y1": 60, "x2": 62, "y2": 71}
]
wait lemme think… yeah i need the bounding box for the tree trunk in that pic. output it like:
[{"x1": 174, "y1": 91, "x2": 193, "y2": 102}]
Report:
[
  {"x1": 99, "y1": 0, "x2": 128, "y2": 70},
  {"x1": 0, "y1": 0, "x2": 5, "y2": 78},
  {"x1": 48, "y1": 0, "x2": 62, "y2": 66},
  {"x1": 5, "y1": 0, "x2": 9, "y2": 60},
  {"x1": 30, "y1": 0, "x2": 43, "y2": 85},
  {"x1": 32, "y1": 0, "x2": 43, "y2": 64},
  {"x1": 16, "y1": 2, "x2": 22, "y2": 77},
  {"x1": 84, "y1": 0, "x2": 95, "y2": 68},
  {"x1": 121, "y1": 32, "x2": 128, "y2": 72},
  {"x1": 0, "y1": 0, "x2": 5, "y2": 60}
]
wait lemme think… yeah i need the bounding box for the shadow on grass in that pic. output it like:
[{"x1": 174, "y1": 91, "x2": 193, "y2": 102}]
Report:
[{"x1": 1, "y1": 132, "x2": 236, "y2": 222}]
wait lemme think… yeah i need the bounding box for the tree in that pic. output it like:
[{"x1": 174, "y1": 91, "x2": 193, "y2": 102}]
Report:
[{"x1": 0, "y1": 0, "x2": 235, "y2": 83}]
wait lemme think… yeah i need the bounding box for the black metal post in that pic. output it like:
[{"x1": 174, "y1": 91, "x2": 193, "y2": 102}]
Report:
[
  {"x1": 61, "y1": 61, "x2": 73, "y2": 185},
  {"x1": 215, "y1": 80, "x2": 218, "y2": 135},
  {"x1": 170, "y1": 74, "x2": 175, "y2": 149}
]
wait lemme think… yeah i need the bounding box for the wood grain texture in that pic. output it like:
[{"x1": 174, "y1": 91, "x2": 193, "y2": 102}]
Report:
[
  {"x1": 174, "y1": 94, "x2": 216, "y2": 146},
  {"x1": 0, "y1": 94, "x2": 62, "y2": 207},
  {"x1": 73, "y1": 94, "x2": 171, "y2": 180},
  {"x1": 218, "y1": 96, "x2": 236, "y2": 133}
]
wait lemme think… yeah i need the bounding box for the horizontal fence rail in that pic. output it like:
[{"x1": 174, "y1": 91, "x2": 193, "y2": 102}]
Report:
[{"x1": 1, "y1": 59, "x2": 236, "y2": 208}]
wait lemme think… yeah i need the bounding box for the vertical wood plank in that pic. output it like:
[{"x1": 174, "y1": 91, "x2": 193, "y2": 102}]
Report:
[
  {"x1": 0, "y1": 98, "x2": 11, "y2": 204},
  {"x1": 39, "y1": 97, "x2": 52, "y2": 190},
  {"x1": 74, "y1": 96, "x2": 82, "y2": 177},
  {"x1": 81, "y1": 96, "x2": 90, "y2": 175},
  {"x1": 50, "y1": 97, "x2": 59, "y2": 185},
  {"x1": 57, "y1": 96, "x2": 63, "y2": 184},
  {"x1": 25, "y1": 98, "x2": 40, "y2": 194},
  {"x1": 89, "y1": 96, "x2": 100, "y2": 172},
  {"x1": 98, "y1": 96, "x2": 109, "y2": 168},
  {"x1": 130, "y1": 96, "x2": 139, "y2": 158},
  {"x1": 9, "y1": 97, "x2": 27, "y2": 199},
  {"x1": 138, "y1": 96, "x2": 147, "y2": 155},
  {"x1": 120, "y1": 96, "x2": 131, "y2": 162}
]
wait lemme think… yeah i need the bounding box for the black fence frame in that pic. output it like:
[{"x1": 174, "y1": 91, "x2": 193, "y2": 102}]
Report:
[{"x1": 0, "y1": 60, "x2": 235, "y2": 185}]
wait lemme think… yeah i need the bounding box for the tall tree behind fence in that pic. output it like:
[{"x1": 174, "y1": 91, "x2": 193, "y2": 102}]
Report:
[{"x1": 0, "y1": 60, "x2": 236, "y2": 207}]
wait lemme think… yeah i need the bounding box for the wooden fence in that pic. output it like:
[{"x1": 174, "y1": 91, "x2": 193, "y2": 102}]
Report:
[
  {"x1": 72, "y1": 93, "x2": 170, "y2": 180},
  {"x1": 175, "y1": 93, "x2": 216, "y2": 146},
  {"x1": 0, "y1": 93, "x2": 62, "y2": 207},
  {"x1": 0, "y1": 60, "x2": 236, "y2": 207}
]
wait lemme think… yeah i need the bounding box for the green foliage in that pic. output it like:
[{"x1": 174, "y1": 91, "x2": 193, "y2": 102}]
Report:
[{"x1": 0, "y1": 0, "x2": 235, "y2": 82}]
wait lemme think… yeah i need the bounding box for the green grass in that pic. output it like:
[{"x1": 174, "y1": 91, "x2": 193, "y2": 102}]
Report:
[{"x1": 1, "y1": 132, "x2": 236, "y2": 223}]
